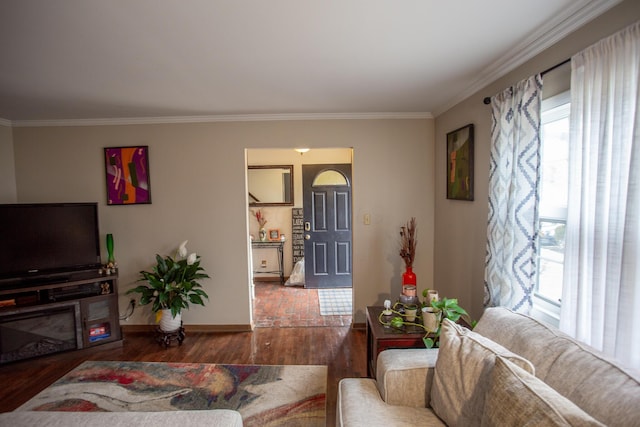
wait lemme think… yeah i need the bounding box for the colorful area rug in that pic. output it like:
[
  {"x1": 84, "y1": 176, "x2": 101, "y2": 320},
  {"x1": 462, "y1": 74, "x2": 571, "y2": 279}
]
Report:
[
  {"x1": 318, "y1": 288, "x2": 352, "y2": 315},
  {"x1": 18, "y1": 360, "x2": 327, "y2": 427}
]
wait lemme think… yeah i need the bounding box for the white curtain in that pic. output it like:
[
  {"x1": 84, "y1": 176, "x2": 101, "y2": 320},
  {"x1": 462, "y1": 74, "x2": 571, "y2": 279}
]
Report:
[
  {"x1": 560, "y1": 21, "x2": 640, "y2": 370},
  {"x1": 485, "y1": 75, "x2": 543, "y2": 314}
]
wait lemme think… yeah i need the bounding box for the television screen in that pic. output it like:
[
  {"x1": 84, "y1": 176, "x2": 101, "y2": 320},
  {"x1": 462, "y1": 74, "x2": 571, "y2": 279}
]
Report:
[{"x1": 0, "y1": 203, "x2": 102, "y2": 281}]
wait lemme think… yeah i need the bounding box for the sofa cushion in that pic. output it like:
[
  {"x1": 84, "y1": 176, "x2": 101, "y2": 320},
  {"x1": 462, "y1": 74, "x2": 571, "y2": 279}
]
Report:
[
  {"x1": 482, "y1": 356, "x2": 605, "y2": 426},
  {"x1": 475, "y1": 307, "x2": 640, "y2": 426},
  {"x1": 430, "y1": 319, "x2": 534, "y2": 427}
]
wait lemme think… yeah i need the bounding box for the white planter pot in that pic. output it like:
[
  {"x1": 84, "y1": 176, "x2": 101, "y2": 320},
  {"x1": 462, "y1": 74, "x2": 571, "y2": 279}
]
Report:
[
  {"x1": 404, "y1": 305, "x2": 418, "y2": 322},
  {"x1": 159, "y1": 309, "x2": 182, "y2": 332},
  {"x1": 422, "y1": 307, "x2": 440, "y2": 332},
  {"x1": 427, "y1": 290, "x2": 439, "y2": 303}
]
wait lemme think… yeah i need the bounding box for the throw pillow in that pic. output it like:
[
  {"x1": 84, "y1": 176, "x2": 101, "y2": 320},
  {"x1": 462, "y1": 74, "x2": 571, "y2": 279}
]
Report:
[
  {"x1": 430, "y1": 319, "x2": 534, "y2": 426},
  {"x1": 482, "y1": 356, "x2": 605, "y2": 426}
]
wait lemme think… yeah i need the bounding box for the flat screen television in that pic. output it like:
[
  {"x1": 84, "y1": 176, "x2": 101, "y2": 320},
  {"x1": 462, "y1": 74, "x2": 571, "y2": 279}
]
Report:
[{"x1": 0, "y1": 203, "x2": 102, "y2": 284}]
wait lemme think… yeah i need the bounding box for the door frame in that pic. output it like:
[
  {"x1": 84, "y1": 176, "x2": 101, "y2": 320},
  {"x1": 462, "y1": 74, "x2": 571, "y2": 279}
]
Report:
[{"x1": 245, "y1": 148, "x2": 354, "y2": 326}]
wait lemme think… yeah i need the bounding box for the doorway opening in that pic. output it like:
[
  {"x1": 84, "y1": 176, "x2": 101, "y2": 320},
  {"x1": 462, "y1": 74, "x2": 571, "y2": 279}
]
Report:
[{"x1": 246, "y1": 148, "x2": 353, "y2": 328}]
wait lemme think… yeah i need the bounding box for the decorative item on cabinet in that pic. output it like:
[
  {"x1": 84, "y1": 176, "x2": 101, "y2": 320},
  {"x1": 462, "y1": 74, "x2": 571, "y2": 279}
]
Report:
[
  {"x1": 252, "y1": 209, "x2": 268, "y2": 242},
  {"x1": 268, "y1": 229, "x2": 281, "y2": 241},
  {"x1": 104, "y1": 233, "x2": 117, "y2": 274},
  {"x1": 399, "y1": 217, "x2": 418, "y2": 304}
]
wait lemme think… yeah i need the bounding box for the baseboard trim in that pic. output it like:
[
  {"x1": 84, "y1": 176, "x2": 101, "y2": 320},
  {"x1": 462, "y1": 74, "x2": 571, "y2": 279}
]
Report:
[
  {"x1": 122, "y1": 324, "x2": 254, "y2": 333},
  {"x1": 351, "y1": 322, "x2": 366, "y2": 330},
  {"x1": 252, "y1": 276, "x2": 289, "y2": 283}
]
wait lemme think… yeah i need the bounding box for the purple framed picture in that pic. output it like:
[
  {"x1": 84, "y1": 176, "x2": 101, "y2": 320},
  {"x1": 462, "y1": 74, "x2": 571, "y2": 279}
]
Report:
[{"x1": 104, "y1": 146, "x2": 152, "y2": 205}]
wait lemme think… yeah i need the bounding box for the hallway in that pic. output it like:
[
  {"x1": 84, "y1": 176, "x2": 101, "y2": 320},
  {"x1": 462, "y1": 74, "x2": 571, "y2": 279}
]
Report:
[{"x1": 253, "y1": 281, "x2": 352, "y2": 327}]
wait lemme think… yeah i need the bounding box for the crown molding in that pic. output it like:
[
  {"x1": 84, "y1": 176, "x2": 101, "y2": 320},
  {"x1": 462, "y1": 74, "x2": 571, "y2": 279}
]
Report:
[
  {"x1": 433, "y1": 0, "x2": 623, "y2": 116},
  {"x1": 8, "y1": 111, "x2": 433, "y2": 128},
  {"x1": 5, "y1": 0, "x2": 619, "y2": 125}
]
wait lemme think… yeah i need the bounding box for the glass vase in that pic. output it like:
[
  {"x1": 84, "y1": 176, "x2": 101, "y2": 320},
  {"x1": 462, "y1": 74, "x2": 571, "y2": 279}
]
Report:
[
  {"x1": 106, "y1": 233, "x2": 115, "y2": 264},
  {"x1": 402, "y1": 266, "x2": 417, "y2": 286}
]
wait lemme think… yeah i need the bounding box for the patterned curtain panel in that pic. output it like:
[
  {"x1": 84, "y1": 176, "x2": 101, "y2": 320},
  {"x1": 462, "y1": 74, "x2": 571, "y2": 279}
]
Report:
[
  {"x1": 560, "y1": 22, "x2": 640, "y2": 370},
  {"x1": 484, "y1": 75, "x2": 543, "y2": 314}
]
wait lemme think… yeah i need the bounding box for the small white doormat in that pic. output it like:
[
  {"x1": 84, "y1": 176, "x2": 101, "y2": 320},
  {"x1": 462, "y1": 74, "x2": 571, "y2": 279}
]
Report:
[{"x1": 317, "y1": 288, "x2": 352, "y2": 316}]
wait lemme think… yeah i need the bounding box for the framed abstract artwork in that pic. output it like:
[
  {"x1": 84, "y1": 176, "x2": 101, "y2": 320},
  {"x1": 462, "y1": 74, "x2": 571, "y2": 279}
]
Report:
[
  {"x1": 446, "y1": 124, "x2": 474, "y2": 201},
  {"x1": 104, "y1": 146, "x2": 152, "y2": 205}
]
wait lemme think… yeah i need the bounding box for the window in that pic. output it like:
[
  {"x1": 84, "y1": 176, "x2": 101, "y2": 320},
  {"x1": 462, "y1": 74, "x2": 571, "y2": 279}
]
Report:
[
  {"x1": 535, "y1": 91, "x2": 570, "y2": 318},
  {"x1": 312, "y1": 170, "x2": 348, "y2": 186}
]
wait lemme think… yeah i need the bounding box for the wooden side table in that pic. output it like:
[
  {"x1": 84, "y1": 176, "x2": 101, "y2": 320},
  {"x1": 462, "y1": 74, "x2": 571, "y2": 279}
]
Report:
[{"x1": 366, "y1": 306, "x2": 433, "y2": 378}]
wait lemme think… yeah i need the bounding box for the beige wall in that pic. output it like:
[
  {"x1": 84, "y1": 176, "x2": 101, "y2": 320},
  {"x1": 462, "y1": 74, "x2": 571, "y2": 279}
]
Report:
[
  {"x1": 0, "y1": 124, "x2": 16, "y2": 203},
  {"x1": 433, "y1": 0, "x2": 640, "y2": 321},
  {"x1": 12, "y1": 118, "x2": 435, "y2": 326},
  {"x1": 10, "y1": 1, "x2": 636, "y2": 328}
]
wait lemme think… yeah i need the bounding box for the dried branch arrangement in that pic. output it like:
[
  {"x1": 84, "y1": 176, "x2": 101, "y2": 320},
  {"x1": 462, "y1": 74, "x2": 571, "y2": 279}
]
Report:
[
  {"x1": 399, "y1": 217, "x2": 417, "y2": 268},
  {"x1": 252, "y1": 209, "x2": 267, "y2": 228}
]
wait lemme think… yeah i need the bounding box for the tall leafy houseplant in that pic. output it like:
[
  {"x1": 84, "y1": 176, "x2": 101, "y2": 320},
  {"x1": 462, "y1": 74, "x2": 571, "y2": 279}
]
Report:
[{"x1": 128, "y1": 241, "x2": 210, "y2": 318}]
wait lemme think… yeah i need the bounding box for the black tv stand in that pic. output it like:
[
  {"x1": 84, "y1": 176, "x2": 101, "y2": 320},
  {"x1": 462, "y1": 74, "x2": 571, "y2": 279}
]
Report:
[
  {"x1": 13, "y1": 276, "x2": 71, "y2": 289},
  {"x1": 2, "y1": 268, "x2": 107, "y2": 288},
  {"x1": 0, "y1": 270, "x2": 122, "y2": 364}
]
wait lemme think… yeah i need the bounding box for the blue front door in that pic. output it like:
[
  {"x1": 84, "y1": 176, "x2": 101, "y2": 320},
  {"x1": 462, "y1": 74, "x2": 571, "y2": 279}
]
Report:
[{"x1": 302, "y1": 164, "x2": 352, "y2": 289}]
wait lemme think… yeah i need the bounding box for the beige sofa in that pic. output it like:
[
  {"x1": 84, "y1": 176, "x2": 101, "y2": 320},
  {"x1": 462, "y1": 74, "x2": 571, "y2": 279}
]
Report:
[
  {"x1": 0, "y1": 410, "x2": 243, "y2": 426},
  {"x1": 337, "y1": 307, "x2": 640, "y2": 426}
]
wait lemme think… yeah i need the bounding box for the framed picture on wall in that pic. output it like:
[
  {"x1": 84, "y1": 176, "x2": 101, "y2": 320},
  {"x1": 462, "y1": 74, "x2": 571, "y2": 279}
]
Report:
[
  {"x1": 104, "y1": 146, "x2": 152, "y2": 205},
  {"x1": 446, "y1": 124, "x2": 474, "y2": 201},
  {"x1": 268, "y1": 229, "x2": 281, "y2": 241}
]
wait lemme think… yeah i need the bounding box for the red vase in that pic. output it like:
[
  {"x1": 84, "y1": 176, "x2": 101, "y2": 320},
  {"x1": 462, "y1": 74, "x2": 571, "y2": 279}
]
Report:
[{"x1": 402, "y1": 267, "x2": 417, "y2": 286}]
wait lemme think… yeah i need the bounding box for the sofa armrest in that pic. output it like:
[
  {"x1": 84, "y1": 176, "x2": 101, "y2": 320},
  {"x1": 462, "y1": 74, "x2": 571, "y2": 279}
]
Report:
[
  {"x1": 376, "y1": 348, "x2": 439, "y2": 408},
  {"x1": 337, "y1": 378, "x2": 445, "y2": 427}
]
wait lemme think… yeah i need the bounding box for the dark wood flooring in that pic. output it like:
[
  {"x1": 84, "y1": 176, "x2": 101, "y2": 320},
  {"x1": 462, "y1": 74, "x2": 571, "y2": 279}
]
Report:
[
  {"x1": 0, "y1": 327, "x2": 366, "y2": 426},
  {"x1": 0, "y1": 281, "x2": 364, "y2": 425}
]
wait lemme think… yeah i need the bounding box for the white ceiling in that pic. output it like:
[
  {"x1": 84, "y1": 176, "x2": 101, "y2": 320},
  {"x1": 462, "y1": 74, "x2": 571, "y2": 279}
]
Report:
[{"x1": 0, "y1": 0, "x2": 621, "y2": 125}]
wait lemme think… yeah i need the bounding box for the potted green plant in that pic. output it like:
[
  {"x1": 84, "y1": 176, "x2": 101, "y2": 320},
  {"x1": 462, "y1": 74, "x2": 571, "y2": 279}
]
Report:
[
  {"x1": 421, "y1": 291, "x2": 475, "y2": 348},
  {"x1": 378, "y1": 297, "x2": 475, "y2": 349},
  {"x1": 127, "y1": 240, "x2": 210, "y2": 332}
]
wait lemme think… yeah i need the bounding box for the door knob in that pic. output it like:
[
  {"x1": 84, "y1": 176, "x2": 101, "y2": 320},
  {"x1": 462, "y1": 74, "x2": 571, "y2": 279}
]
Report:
[{"x1": 305, "y1": 234, "x2": 311, "y2": 240}]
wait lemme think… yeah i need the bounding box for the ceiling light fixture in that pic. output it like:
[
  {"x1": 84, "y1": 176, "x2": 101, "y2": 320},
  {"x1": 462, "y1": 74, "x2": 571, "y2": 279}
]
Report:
[{"x1": 294, "y1": 148, "x2": 310, "y2": 155}]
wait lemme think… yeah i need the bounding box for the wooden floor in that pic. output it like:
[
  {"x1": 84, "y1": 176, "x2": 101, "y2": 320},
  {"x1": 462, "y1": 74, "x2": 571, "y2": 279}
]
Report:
[
  {"x1": 0, "y1": 326, "x2": 367, "y2": 426},
  {"x1": 0, "y1": 281, "x2": 363, "y2": 425}
]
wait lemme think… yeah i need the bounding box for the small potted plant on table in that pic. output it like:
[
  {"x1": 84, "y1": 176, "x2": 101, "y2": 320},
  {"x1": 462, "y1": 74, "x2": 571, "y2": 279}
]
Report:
[
  {"x1": 378, "y1": 293, "x2": 475, "y2": 349},
  {"x1": 422, "y1": 292, "x2": 476, "y2": 348}
]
